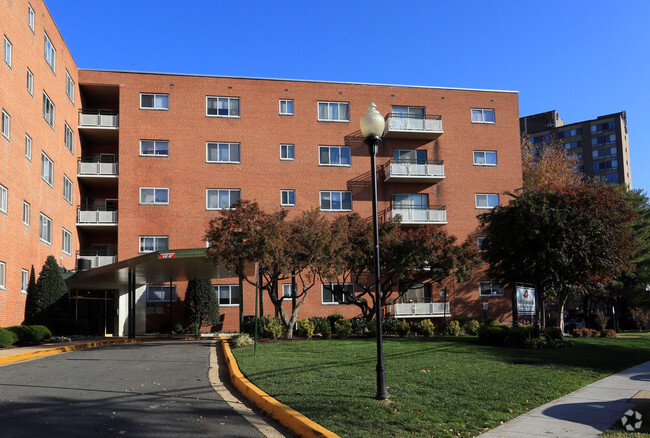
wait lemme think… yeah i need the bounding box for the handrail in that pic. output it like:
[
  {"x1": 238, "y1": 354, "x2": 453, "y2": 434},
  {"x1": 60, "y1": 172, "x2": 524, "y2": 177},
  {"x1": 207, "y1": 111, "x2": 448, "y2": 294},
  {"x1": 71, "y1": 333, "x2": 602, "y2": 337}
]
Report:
[
  {"x1": 385, "y1": 113, "x2": 442, "y2": 120},
  {"x1": 76, "y1": 249, "x2": 117, "y2": 257},
  {"x1": 385, "y1": 158, "x2": 444, "y2": 166},
  {"x1": 78, "y1": 109, "x2": 118, "y2": 115},
  {"x1": 391, "y1": 203, "x2": 446, "y2": 210},
  {"x1": 78, "y1": 156, "x2": 118, "y2": 164}
]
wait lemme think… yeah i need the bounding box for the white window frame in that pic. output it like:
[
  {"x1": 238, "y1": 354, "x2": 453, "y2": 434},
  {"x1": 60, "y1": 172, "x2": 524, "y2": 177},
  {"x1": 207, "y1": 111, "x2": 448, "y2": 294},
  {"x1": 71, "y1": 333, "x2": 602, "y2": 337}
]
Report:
[
  {"x1": 206, "y1": 96, "x2": 240, "y2": 118},
  {"x1": 471, "y1": 108, "x2": 495, "y2": 124},
  {"x1": 477, "y1": 236, "x2": 486, "y2": 251},
  {"x1": 139, "y1": 236, "x2": 169, "y2": 253},
  {"x1": 206, "y1": 189, "x2": 240, "y2": 210},
  {"x1": 281, "y1": 189, "x2": 295, "y2": 207},
  {"x1": 39, "y1": 212, "x2": 52, "y2": 245},
  {"x1": 139, "y1": 187, "x2": 169, "y2": 205},
  {"x1": 279, "y1": 99, "x2": 294, "y2": 115},
  {"x1": 23, "y1": 201, "x2": 30, "y2": 226},
  {"x1": 0, "y1": 184, "x2": 7, "y2": 214},
  {"x1": 64, "y1": 122, "x2": 73, "y2": 153},
  {"x1": 480, "y1": 282, "x2": 504, "y2": 297},
  {"x1": 215, "y1": 284, "x2": 241, "y2": 306},
  {"x1": 139, "y1": 140, "x2": 169, "y2": 157},
  {"x1": 63, "y1": 175, "x2": 73, "y2": 204},
  {"x1": 475, "y1": 193, "x2": 499, "y2": 209},
  {"x1": 280, "y1": 144, "x2": 295, "y2": 160},
  {"x1": 206, "y1": 142, "x2": 241, "y2": 164},
  {"x1": 44, "y1": 32, "x2": 55, "y2": 72},
  {"x1": 140, "y1": 93, "x2": 169, "y2": 110},
  {"x1": 319, "y1": 145, "x2": 351, "y2": 166},
  {"x1": 21, "y1": 269, "x2": 29, "y2": 294},
  {"x1": 25, "y1": 133, "x2": 32, "y2": 160},
  {"x1": 41, "y1": 151, "x2": 53, "y2": 186},
  {"x1": 322, "y1": 283, "x2": 354, "y2": 305},
  {"x1": 62, "y1": 227, "x2": 71, "y2": 255},
  {"x1": 320, "y1": 191, "x2": 352, "y2": 212},
  {"x1": 473, "y1": 150, "x2": 497, "y2": 166},
  {"x1": 43, "y1": 91, "x2": 55, "y2": 128},
  {"x1": 0, "y1": 261, "x2": 5, "y2": 289},
  {"x1": 4, "y1": 35, "x2": 12, "y2": 68},
  {"x1": 27, "y1": 68, "x2": 34, "y2": 96},
  {"x1": 282, "y1": 284, "x2": 295, "y2": 300},
  {"x1": 1, "y1": 109, "x2": 9, "y2": 140},
  {"x1": 65, "y1": 70, "x2": 75, "y2": 104},
  {"x1": 146, "y1": 285, "x2": 177, "y2": 303},
  {"x1": 318, "y1": 101, "x2": 350, "y2": 122}
]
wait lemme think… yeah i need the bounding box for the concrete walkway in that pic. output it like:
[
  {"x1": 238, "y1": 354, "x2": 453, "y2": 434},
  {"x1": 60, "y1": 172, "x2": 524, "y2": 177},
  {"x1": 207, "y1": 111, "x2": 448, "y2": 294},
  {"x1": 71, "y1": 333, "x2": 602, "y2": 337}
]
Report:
[{"x1": 480, "y1": 360, "x2": 650, "y2": 438}]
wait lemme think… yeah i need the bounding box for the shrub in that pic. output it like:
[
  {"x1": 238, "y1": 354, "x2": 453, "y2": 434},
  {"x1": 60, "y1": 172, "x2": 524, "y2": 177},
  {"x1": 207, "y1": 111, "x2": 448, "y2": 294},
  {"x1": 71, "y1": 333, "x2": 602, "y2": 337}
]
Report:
[
  {"x1": 485, "y1": 318, "x2": 501, "y2": 327},
  {"x1": 231, "y1": 333, "x2": 254, "y2": 348},
  {"x1": 478, "y1": 325, "x2": 509, "y2": 345},
  {"x1": 30, "y1": 325, "x2": 52, "y2": 341},
  {"x1": 446, "y1": 320, "x2": 461, "y2": 336},
  {"x1": 420, "y1": 319, "x2": 436, "y2": 337},
  {"x1": 570, "y1": 328, "x2": 583, "y2": 338},
  {"x1": 543, "y1": 327, "x2": 563, "y2": 340},
  {"x1": 264, "y1": 318, "x2": 284, "y2": 339},
  {"x1": 382, "y1": 318, "x2": 398, "y2": 335},
  {"x1": 160, "y1": 322, "x2": 184, "y2": 335},
  {"x1": 366, "y1": 320, "x2": 377, "y2": 338},
  {"x1": 600, "y1": 329, "x2": 616, "y2": 338},
  {"x1": 241, "y1": 316, "x2": 283, "y2": 339},
  {"x1": 7, "y1": 325, "x2": 39, "y2": 343},
  {"x1": 0, "y1": 327, "x2": 19, "y2": 347},
  {"x1": 327, "y1": 314, "x2": 345, "y2": 331},
  {"x1": 595, "y1": 313, "x2": 610, "y2": 330},
  {"x1": 395, "y1": 320, "x2": 411, "y2": 337},
  {"x1": 350, "y1": 317, "x2": 367, "y2": 335},
  {"x1": 506, "y1": 326, "x2": 528, "y2": 345},
  {"x1": 581, "y1": 328, "x2": 599, "y2": 338},
  {"x1": 335, "y1": 319, "x2": 352, "y2": 338},
  {"x1": 524, "y1": 337, "x2": 547, "y2": 349},
  {"x1": 464, "y1": 319, "x2": 480, "y2": 336},
  {"x1": 296, "y1": 318, "x2": 315, "y2": 339},
  {"x1": 310, "y1": 317, "x2": 331, "y2": 339}
]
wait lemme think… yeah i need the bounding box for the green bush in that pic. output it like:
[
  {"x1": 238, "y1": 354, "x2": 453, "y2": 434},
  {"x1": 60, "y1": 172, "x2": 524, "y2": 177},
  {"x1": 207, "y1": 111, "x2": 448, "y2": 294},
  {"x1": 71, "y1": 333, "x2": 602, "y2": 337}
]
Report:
[
  {"x1": 382, "y1": 318, "x2": 399, "y2": 335},
  {"x1": 7, "y1": 325, "x2": 39, "y2": 343},
  {"x1": 395, "y1": 320, "x2": 411, "y2": 337},
  {"x1": 296, "y1": 318, "x2": 315, "y2": 339},
  {"x1": 335, "y1": 319, "x2": 352, "y2": 338},
  {"x1": 310, "y1": 317, "x2": 331, "y2": 339},
  {"x1": 366, "y1": 319, "x2": 377, "y2": 338},
  {"x1": 327, "y1": 314, "x2": 345, "y2": 331},
  {"x1": 600, "y1": 329, "x2": 616, "y2": 338},
  {"x1": 506, "y1": 326, "x2": 528, "y2": 345},
  {"x1": 543, "y1": 327, "x2": 563, "y2": 340},
  {"x1": 445, "y1": 320, "x2": 461, "y2": 336},
  {"x1": 241, "y1": 315, "x2": 283, "y2": 339},
  {"x1": 0, "y1": 327, "x2": 19, "y2": 347},
  {"x1": 464, "y1": 319, "x2": 480, "y2": 336},
  {"x1": 29, "y1": 325, "x2": 52, "y2": 341},
  {"x1": 485, "y1": 318, "x2": 501, "y2": 327},
  {"x1": 524, "y1": 337, "x2": 547, "y2": 349},
  {"x1": 350, "y1": 317, "x2": 367, "y2": 335},
  {"x1": 420, "y1": 319, "x2": 436, "y2": 337},
  {"x1": 231, "y1": 333, "x2": 254, "y2": 348},
  {"x1": 264, "y1": 318, "x2": 284, "y2": 339},
  {"x1": 478, "y1": 325, "x2": 509, "y2": 344}
]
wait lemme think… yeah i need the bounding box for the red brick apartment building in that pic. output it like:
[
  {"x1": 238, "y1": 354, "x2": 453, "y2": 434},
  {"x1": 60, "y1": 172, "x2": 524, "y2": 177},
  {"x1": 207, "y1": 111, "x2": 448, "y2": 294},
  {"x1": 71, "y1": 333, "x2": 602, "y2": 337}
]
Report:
[{"x1": 1, "y1": 0, "x2": 522, "y2": 335}]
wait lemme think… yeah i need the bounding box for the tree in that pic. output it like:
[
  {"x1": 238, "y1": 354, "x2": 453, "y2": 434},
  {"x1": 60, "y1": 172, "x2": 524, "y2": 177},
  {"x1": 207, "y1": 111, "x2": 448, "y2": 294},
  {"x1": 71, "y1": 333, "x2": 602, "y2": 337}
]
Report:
[
  {"x1": 24, "y1": 256, "x2": 68, "y2": 326},
  {"x1": 184, "y1": 279, "x2": 220, "y2": 335},
  {"x1": 521, "y1": 134, "x2": 583, "y2": 189},
  {"x1": 478, "y1": 183, "x2": 638, "y2": 332}
]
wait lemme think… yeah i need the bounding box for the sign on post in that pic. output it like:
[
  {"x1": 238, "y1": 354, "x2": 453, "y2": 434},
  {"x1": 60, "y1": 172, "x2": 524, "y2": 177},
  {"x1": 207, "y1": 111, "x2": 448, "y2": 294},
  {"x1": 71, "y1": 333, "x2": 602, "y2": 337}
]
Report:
[{"x1": 516, "y1": 285, "x2": 536, "y2": 316}]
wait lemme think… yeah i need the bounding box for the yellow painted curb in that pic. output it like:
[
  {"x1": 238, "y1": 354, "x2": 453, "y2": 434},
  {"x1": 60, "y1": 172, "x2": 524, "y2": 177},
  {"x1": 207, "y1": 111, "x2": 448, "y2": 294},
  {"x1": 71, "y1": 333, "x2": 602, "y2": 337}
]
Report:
[{"x1": 221, "y1": 340, "x2": 340, "y2": 438}]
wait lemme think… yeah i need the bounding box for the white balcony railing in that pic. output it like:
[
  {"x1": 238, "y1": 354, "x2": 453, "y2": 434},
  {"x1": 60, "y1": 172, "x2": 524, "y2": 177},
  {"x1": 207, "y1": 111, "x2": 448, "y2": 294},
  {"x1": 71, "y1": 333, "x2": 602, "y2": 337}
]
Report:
[
  {"x1": 79, "y1": 110, "x2": 119, "y2": 128},
  {"x1": 77, "y1": 254, "x2": 117, "y2": 269},
  {"x1": 78, "y1": 160, "x2": 118, "y2": 176},
  {"x1": 391, "y1": 206, "x2": 447, "y2": 225},
  {"x1": 391, "y1": 302, "x2": 451, "y2": 318},
  {"x1": 385, "y1": 160, "x2": 445, "y2": 182},
  {"x1": 384, "y1": 114, "x2": 443, "y2": 139},
  {"x1": 77, "y1": 209, "x2": 118, "y2": 225}
]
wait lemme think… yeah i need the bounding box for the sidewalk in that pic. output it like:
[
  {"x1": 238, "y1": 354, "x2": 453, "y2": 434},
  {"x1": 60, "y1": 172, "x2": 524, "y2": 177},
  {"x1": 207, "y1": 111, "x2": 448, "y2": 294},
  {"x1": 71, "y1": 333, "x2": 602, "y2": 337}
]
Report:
[{"x1": 479, "y1": 360, "x2": 650, "y2": 438}]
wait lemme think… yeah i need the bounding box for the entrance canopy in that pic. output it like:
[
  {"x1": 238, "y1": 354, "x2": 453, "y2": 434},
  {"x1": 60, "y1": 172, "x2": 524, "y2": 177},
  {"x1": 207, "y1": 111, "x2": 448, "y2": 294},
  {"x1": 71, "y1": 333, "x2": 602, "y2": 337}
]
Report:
[{"x1": 66, "y1": 248, "x2": 253, "y2": 289}]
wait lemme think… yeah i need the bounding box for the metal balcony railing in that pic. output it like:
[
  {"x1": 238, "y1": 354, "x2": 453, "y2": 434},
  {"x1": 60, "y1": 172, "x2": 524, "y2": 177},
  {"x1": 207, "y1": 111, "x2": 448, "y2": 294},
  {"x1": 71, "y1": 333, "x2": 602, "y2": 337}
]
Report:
[
  {"x1": 76, "y1": 207, "x2": 118, "y2": 225},
  {"x1": 77, "y1": 157, "x2": 118, "y2": 176},
  {"x1": 391, "y1": 301, "x2": 451, "y2": 318},
  {"x1": 76, "y1": 250, "x2": 117, "y2": 269},
  {"x1": 389, "y1": 204, "x2": 447, "y2": 225},
  {"x1": 79, "y1": 109, "x2": 119, "y2": 128},
  {"x1": 384, "y1": 113, "x2": 443, "y2": 138},
  {"x1": 384, "y1": 158, "x2": 445, "y2": 182}
]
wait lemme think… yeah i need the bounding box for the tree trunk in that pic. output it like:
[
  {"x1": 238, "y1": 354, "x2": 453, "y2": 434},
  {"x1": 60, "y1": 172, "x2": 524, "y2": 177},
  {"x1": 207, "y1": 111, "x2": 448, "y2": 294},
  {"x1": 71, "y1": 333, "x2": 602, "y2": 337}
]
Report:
[{"x1": 558, "y1": 297, "x2": 567, "y2": 333}]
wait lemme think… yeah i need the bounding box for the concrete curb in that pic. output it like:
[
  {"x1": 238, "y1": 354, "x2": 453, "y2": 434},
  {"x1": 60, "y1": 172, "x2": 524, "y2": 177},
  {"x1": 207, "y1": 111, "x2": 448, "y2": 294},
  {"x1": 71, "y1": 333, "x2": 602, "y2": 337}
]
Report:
[{"x1": 221, "y1": 340, "x2": 340, "y2": 438}]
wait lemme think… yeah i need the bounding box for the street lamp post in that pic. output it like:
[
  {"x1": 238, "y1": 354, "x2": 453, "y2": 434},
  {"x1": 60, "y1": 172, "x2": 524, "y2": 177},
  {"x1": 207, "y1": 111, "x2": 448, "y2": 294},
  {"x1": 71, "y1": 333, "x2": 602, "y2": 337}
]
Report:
[{"x1": 360, "y1": 103, "x2": 389, "y2": 400}]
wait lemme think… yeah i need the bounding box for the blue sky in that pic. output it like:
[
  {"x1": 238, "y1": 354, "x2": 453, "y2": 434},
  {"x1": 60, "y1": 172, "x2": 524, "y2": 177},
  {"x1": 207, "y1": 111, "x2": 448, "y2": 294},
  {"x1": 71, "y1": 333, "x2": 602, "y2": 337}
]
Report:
[{"x1": 46, "y1": 0, "x2": 650, "y2": 192}]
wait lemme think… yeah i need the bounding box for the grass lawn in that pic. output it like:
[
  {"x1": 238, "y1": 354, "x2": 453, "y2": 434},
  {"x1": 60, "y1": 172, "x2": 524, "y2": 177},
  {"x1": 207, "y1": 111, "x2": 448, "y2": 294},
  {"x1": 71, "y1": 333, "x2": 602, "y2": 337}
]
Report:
[{"x1": 231, "y1": 334, "x2": 650, "y2": 437}]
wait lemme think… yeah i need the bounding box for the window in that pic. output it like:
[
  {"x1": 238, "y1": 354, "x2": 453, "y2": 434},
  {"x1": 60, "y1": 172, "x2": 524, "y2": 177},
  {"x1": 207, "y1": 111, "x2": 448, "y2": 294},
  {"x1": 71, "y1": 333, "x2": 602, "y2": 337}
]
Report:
[
  {"x1": 44, "y1": 32, "x2": 55, "y2": 72},
  {"x1": 279, "y1": 99, "x2": 294, "y2": 115},
  {"x1": 592, "y1": 134, "x2": 616, "y2": 146},
  {"x1": 215, "y1": 284, "x2": 240, "y2": 306},
  {"x1": 319, "y1": 146, "x2": 351, "y2": 166},
  {"x1": 206, "y1": 96, "x2": 240, "y2": 117},
  {"x1": 475, "y1": 193, "x2": 499, "y2": 209},
  {"x1": 0, "y1": 184, "x2": 6, "y2": 214},
  {"x1": 480, "y1": 282, "x2": 503, "y2": 296},
  {"x1": 282, "y1": 284, "x2": 295, "y2": 300},
  {"x1": 28, "y1": 4, "x2": 35, "y2": 31},
  {"x1": 206, "y1": 142, "x2": 240, "y2": 163},
  {"x1": 41, "y1": 152, "x2": 53, "y2": 186},
  {"x1": 25, "y1": 134, "x2": 32, "y2": 160},
  {"x1": 139, "y1": 236, "x2": 169, "y2": 253},
  {"x1": 558, "y1": 128, "x2": 582, "y2": 138},
  {"x1": 473, "y1": 151, "x2": 497, "y2": 166},
  {"x1": 39, "y1": 213, "x2": 52, "y2": 244},
  {"x1": 140, "y1": 140, "x2": 169, "y2": 157},
  {"x1": 62, "y1": 228, "x2": 71, "y2": 255},
  {"x1": 477, "y1": 237, "x2": 486, "y2": 251},
  {"x1": 21, "y1": 269, "x2": 28, "y2": 294},
  {"x1": 42, "y1": 92, "x2": 55, "y2": 128},
  {"x1": 564, "y1": 141, "x2": 582, "y2": 149},
  {"x1": 0, "y1": 261, "x2": 4, "y2": 289},
  {"x1": 4, "y1": 36, "x2": 11, "y2": 67},
  {"x1": 592, "y1": 147, "x2": 617, "y2": 159},
  {"x1": 64, "y1": 122, "x2": 73, "y2": 153},
  {"x1": 281, "y1": 190, "x2": 295, "y2": 206},
  {"x1": 27, "y1": 68, "x2": 34, "y2": 95},
  {"x1": 206, "y1": 189, "x2": 240, "y2": 210},
  {"x1": 280, "y1": 144, "x2": 295, "y2": 160},
  {"x1": 591, "y1": 121, "x2": 615, "y2": 134},
  {"x1": 65, "y1": 70, "x2": 75, "y2": 104},
  {"x1": 23, "y1": 201, "x2": 29, "y2": 226},
  {"x1": 320, "y1": 191, "x2": 352, "y2": 211},
  {"x1": 318, "y1": 101, "x2": 349, "y2": 122},
  {"x1": 139, "y1": 187, "x2": 169, "y2": 205},
  {"x1": 140, "y1": 93, "x2": 169, "y2": 110},
  {"x1": 322, "y1": 283, "x2": 354, "y2": 304},
  {"x1": 1, "y1": 109, "x2": 9, "y2": 140},
  {"x1": 394, "y1": 149, "x2": 427, "y2": 164},
  {"x1": 605, "y1": 173, "x2": 619, "y2": 183},
  {"x1": 471, "y1": 108, "x2": 495, "y2": 124},
  {"x1": 593, "y1": 160, "x2": 618, "y2": 172},
  {"x1": 146, "y1": 285, "x2": 177, "y2": 302},
  {"x1": 60, "y1": 176, "x2": 73, "y2": 205}
]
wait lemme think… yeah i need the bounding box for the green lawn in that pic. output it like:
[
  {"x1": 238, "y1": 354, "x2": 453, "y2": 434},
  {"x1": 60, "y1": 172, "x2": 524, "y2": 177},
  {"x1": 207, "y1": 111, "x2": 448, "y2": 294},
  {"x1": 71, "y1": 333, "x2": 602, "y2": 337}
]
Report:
[{"x1": 231, "y1": 334, "x2": 650, "y2": 438}]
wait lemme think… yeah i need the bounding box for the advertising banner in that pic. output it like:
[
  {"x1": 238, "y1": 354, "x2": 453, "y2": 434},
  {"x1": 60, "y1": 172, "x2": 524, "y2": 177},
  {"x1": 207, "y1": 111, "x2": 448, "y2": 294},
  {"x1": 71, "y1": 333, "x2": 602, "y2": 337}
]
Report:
[{"x1": 516, "y1": 285, "x2": 536, "y2": 316}]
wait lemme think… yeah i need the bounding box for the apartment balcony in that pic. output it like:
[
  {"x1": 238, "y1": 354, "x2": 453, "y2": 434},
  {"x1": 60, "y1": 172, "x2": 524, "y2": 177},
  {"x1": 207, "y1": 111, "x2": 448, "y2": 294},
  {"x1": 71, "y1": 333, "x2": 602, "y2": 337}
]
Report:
[
  {"x1": 390, "y1": 301, "x2": 451, "y2": 318},
  {"x1": 76, "y1": 251, "x2": 117, "y2": 270},
  {"x1": 389, "y1": 205, "x2": 447, "y2": 225},
  {"x1": 77, "y1": 158, "x2": 118, "y2": 188},
  {"x1": 384, "y1": 113, "x2": 443, "y2": 140},
  {"x1": 384, "y1": 159, "x2": 445, "y2": 183},
  {"x1": 78, "y1": 109, "x2": 119, "y2": 129},
  {"x1": 76, "y1": 208, "x2": 118, "y2": 227}
]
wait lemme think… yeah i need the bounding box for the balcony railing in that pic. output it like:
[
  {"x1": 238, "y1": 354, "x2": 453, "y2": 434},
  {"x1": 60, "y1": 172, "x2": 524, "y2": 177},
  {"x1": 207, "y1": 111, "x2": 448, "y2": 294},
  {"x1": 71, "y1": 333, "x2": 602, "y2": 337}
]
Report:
[
  {"x1": 390, "y1": 204, "x2": 447, "y2": 225},
  {"x1": 79, "y1": 109, "x2": 119, "y2": 129},
  {"x1": 76, "y1": 251, "x2": 117, "y2": 269},
  {"x1": 391, "y1": 301, "x2": 450, "y2": 318},
  {"x1": 384, "y1": 159, "x2": 445, "y2": 183},
  {"x1": 384, "y1": 113, "x2": 443, "y2": 139},
  {"x1": 77, "y1": 208, "x2": 118, "y2": 225},
  {"x1": 78, "y1": 158, "x2": 118, "y2": 177}
]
